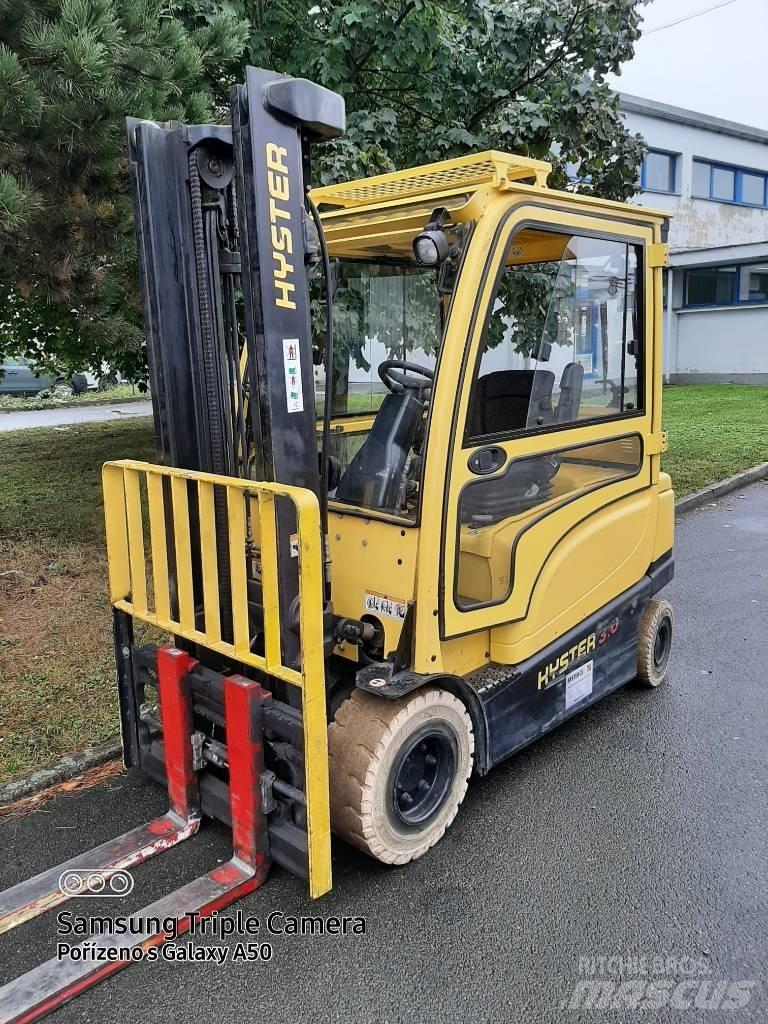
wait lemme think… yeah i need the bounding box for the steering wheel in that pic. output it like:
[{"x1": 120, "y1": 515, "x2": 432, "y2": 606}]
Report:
[{"x1": 378, "y1": 359, "x2": 435, "y2": 396}]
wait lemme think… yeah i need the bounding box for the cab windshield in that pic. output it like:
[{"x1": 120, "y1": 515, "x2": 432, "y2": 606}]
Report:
[
  {"x1": 313, "y1": 229, "x2": 467, "y2": 519},
  {"x1": 316, "y1": 261, "x2": 441, "y2": 418}
]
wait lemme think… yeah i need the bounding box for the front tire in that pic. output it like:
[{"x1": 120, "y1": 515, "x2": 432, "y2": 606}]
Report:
[
  {"x1": 48, "y1": 380, "x2": 75, "y2": 399},
  {"x1": 636, "y1": 599, "x2": 673, "y2": 687},
  {"x1": 328, "y1": 687, "x2": 474, "y2": 865}
]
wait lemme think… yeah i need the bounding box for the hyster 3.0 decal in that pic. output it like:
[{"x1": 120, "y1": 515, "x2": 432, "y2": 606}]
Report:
[{"x1": 537, "y1": 617, "x2": 620, "y2": 690}]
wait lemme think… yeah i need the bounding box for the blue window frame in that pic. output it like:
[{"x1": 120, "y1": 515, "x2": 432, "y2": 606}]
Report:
[
  {"x1": 640, "y1": 150, "x2": 678, "y2": 193},
  {"x1": 692, "y1": 159, "x2": 768, "y2": 207},
  {"x1": 684, "y1": 263, "x2": 768, "y2": 307}
]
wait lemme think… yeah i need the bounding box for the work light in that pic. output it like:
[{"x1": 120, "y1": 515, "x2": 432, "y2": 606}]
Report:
[{"x1": 413, "y1": 229, "x2": 450, "y2": 266}]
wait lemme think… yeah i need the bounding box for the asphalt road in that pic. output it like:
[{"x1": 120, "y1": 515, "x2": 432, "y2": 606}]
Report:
[
  {"x1": 1, "y1": 483, "x2": 766, "y2": 1022},
  {"x1": 0, "y1": 401, "x2": 152, "y2": 432}
]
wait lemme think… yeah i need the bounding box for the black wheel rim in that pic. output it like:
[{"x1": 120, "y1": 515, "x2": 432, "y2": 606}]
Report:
[
  {"x1": 653, "y1": 616, "x2": 672, "y2": 671},
  {"x1": 388, "y1": 724, "x2": 456, "y2": 828}
]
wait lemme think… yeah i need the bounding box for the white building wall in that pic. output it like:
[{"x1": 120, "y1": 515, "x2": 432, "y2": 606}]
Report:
[
  {"x1": 621, "y1": 99, "x2": 768, "y2": 382},
  {"x1": 676, "y1": 307, "x2": 768, "y2": 378},
  {"x1": 624, "y1": 110, "x2": 768, "y2": 253}
]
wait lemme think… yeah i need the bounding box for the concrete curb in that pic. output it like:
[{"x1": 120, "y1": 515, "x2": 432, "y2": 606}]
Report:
[
  {"x1": 674, "y1": 461, "x2": 768, "y2": 516},
  {"x1": 0, "y1": 738, "x2": 122, "y2": 808},
  {"x1": 3, "y1": 462, "x2": 767, "y2": 807}
]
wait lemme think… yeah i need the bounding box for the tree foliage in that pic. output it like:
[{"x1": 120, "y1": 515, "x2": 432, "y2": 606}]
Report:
[
  {"x1": 192, "y1": 0, "x2": 649, "y2": 193},
  {"x1": 0, "y1": 0, "x2": 648, "y2": 376},
  {"x1": 0, "y1": 0, "x2": 247, "y2": 376}
]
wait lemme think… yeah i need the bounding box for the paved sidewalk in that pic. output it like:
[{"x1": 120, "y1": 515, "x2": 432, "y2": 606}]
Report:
[{"x1": 0, "y1": 400, "x2": 152, "y2": 431}]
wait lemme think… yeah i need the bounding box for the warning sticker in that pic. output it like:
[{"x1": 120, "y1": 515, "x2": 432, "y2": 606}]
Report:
[
  {"x1": 364, "y1": 590, "x2": 407, "y2": 621},
  {"x1": 576, "y1": 352, "x2": 593, "y2": 374},
  {"x1": 283, "y1": 338, "x2": 303, "y2": 413},
  {"x1": 565, "y1": 659, "x2": 593, "y2": 710}
]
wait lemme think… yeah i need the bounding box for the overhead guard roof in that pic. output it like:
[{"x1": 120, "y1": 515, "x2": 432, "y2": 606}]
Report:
[
  {"x1": 311, "y1": 149, "x2": 669, "y2": 259},
  {"x1": 310, "y1": 150, "x2": 552, "y2": 209}
]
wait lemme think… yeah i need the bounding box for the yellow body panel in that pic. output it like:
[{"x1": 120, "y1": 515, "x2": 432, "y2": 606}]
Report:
[
  {"x1": 490, "y1": 488, "x2": 658, "y2": 663},
  {"x1": 327, "y1": 510, "x2": 418, "y2": 656}
]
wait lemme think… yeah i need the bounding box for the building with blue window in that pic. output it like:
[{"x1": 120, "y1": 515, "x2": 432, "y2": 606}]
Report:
[{"x1": 622, "y1": 94, "x2": 768, "y2": 384}]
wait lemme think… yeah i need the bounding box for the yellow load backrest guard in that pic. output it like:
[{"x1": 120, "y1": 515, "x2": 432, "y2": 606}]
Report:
[{"x1": 102, "y1": 459, "x2": 331, "y2": 898}]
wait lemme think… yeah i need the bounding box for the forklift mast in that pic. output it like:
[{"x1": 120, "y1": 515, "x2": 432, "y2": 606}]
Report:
[
  {"x1": 0, "y1": 68, "x2": 345, "y2": 1024},
  {"x1": 127, "y1": 66, "x2": 344, "y2": 656}
]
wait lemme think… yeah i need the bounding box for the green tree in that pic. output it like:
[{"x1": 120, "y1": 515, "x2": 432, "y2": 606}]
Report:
[
  {"x1": 0, "y1": 0, "x2": 247, "y2": 377},
  {"x1": 182, "y1": 0, "x2": 648, "y2": 195}
]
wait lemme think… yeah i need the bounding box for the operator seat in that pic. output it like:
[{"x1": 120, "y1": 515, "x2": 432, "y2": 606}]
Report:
[
  {"x1": 334, "y1": 391, "x2": 424, "y2": 513},
  {"x1": 554, "y1": 362, "x2": 584, "y2": 422},
  {"x1": 468, "y1": 369, "x2": 555, "y2": 437}
]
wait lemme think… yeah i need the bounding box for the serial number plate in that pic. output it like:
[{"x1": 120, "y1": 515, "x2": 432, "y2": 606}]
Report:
[{"x1": 364, "y1": 590, "x2": 407, "y2": 621}]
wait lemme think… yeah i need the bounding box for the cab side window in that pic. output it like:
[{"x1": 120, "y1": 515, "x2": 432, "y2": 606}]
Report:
[{"x1": 465, "y1": 229, "x2": 643, "y2": 442}]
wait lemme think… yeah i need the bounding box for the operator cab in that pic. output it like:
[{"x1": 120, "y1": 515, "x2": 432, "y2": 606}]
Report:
[{"x1": 312, "y1": 201, "x2": 635, "y2": 529}]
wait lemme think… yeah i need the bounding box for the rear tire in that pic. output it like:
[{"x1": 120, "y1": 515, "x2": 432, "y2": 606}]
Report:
[
  {"x1": 636, "y1": 599, "x2": 673, "y2": 687},
  {"x1": 328, "y1": 687, "x2": 474, "y2": 865},
  {"x1": 48, "y1": 380, "x2": 74, "y2": 399}
]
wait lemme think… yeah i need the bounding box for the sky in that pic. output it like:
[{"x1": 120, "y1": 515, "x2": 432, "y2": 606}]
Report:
[{"x1": 607, "y1": 0, "x2": 768, "y2": 130}]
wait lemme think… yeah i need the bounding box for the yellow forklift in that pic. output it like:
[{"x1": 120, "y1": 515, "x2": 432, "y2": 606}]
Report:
[{"x1": 0, "y1": 65, "x2": 674, "y2": 1021}]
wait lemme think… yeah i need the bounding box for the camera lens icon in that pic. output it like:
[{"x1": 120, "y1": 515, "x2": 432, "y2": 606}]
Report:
[{"x1": 58, "y1": 868, "x2": 134, "y2": 898}]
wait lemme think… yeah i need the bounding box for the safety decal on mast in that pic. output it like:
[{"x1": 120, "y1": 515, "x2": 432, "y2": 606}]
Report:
[{"x1": 283, "y1": 338, "x2": 304, "y2": 413}]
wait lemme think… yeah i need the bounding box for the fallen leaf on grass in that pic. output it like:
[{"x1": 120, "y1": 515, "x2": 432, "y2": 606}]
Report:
[{"x1": 0, "y1": 759, "x2": 124, "y2": 820}]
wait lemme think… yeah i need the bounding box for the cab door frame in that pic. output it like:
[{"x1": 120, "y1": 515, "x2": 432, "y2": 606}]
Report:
[{"x1": 436, "y1": 202, "x2": 657, "y2": 642}]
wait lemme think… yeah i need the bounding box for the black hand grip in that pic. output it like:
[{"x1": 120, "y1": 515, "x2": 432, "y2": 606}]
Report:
[{"x1": 468, "y1": 446, "x2": 506, "y2": 475}]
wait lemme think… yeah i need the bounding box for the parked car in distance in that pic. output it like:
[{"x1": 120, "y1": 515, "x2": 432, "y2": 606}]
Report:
[{"x1": 0, "y1": 357, "x2": 101, "y2": 397}]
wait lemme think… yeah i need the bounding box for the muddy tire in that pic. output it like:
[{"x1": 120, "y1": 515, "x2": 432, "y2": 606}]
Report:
[
  {"x1": 48, "y1": 380, "x2": 74, "y2": 399},
  {"x1": 328, "y1": 687, "x2": 474, "y2": 865},
  {"x1": 636, "y1": 599, "x2": 673, "y2": 687}
]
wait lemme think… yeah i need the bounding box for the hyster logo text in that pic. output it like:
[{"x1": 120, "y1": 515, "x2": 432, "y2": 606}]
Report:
[
  {"x1": 265, "y1": 143, "x2": 296, "y2": 310},
  {"x1": 537, "y1": 633, "x2": 596, "y2": 689}
]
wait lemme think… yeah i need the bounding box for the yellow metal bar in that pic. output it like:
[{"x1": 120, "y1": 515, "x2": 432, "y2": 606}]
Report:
[
  {"x1": 102, "y1": 464, "x2": 131, "y2": 603},
  {"x1": 146, "y1": 473, "x2": 171, "y2": 623},
  {"x1": 123, "y1": 467, "x2": 148, "y2": 617},
  {"x1": 257, "y1": 492, "x2": 282, "y2": 671},
  {"x1": 293, "y1": 492, "x2": 332, "y2": 898},
  {"x1": 227, "y1": 485, "x2": 250, "y2": 657},
  {"x1": 106, "y1": 459, "x2": 317, "y2": 498},
  {"x1": 170, "y1": 475, "x2": 195, "y2": 632},
  {"x1": 319, "y1": 413, "x2": 377, "y2": 434},
  {"x1": 197, "y1": 480, "x2": 222, "y2": 644},
  {"x1": 648, "y1": 242, "x2": 669, "y2": 267}
]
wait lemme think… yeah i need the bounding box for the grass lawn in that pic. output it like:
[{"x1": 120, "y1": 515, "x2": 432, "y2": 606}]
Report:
[
  {"x1": 0, "y1": 420, "x2": 155, "y2": 781},
  {"x1": 661, "y1": 384, "x2": 768, "y2": 496},
  {"x1": 0, "y1": 384, "x2": 766, "y2": 782}
]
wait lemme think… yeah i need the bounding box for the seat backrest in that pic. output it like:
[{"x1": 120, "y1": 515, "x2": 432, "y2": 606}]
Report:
[
  {"x1": 555, "y1": 362, "x2": 584, "y2": 422},
  {"x1": 470, "y1": 369, "x2": 555, "y2": 436}
]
